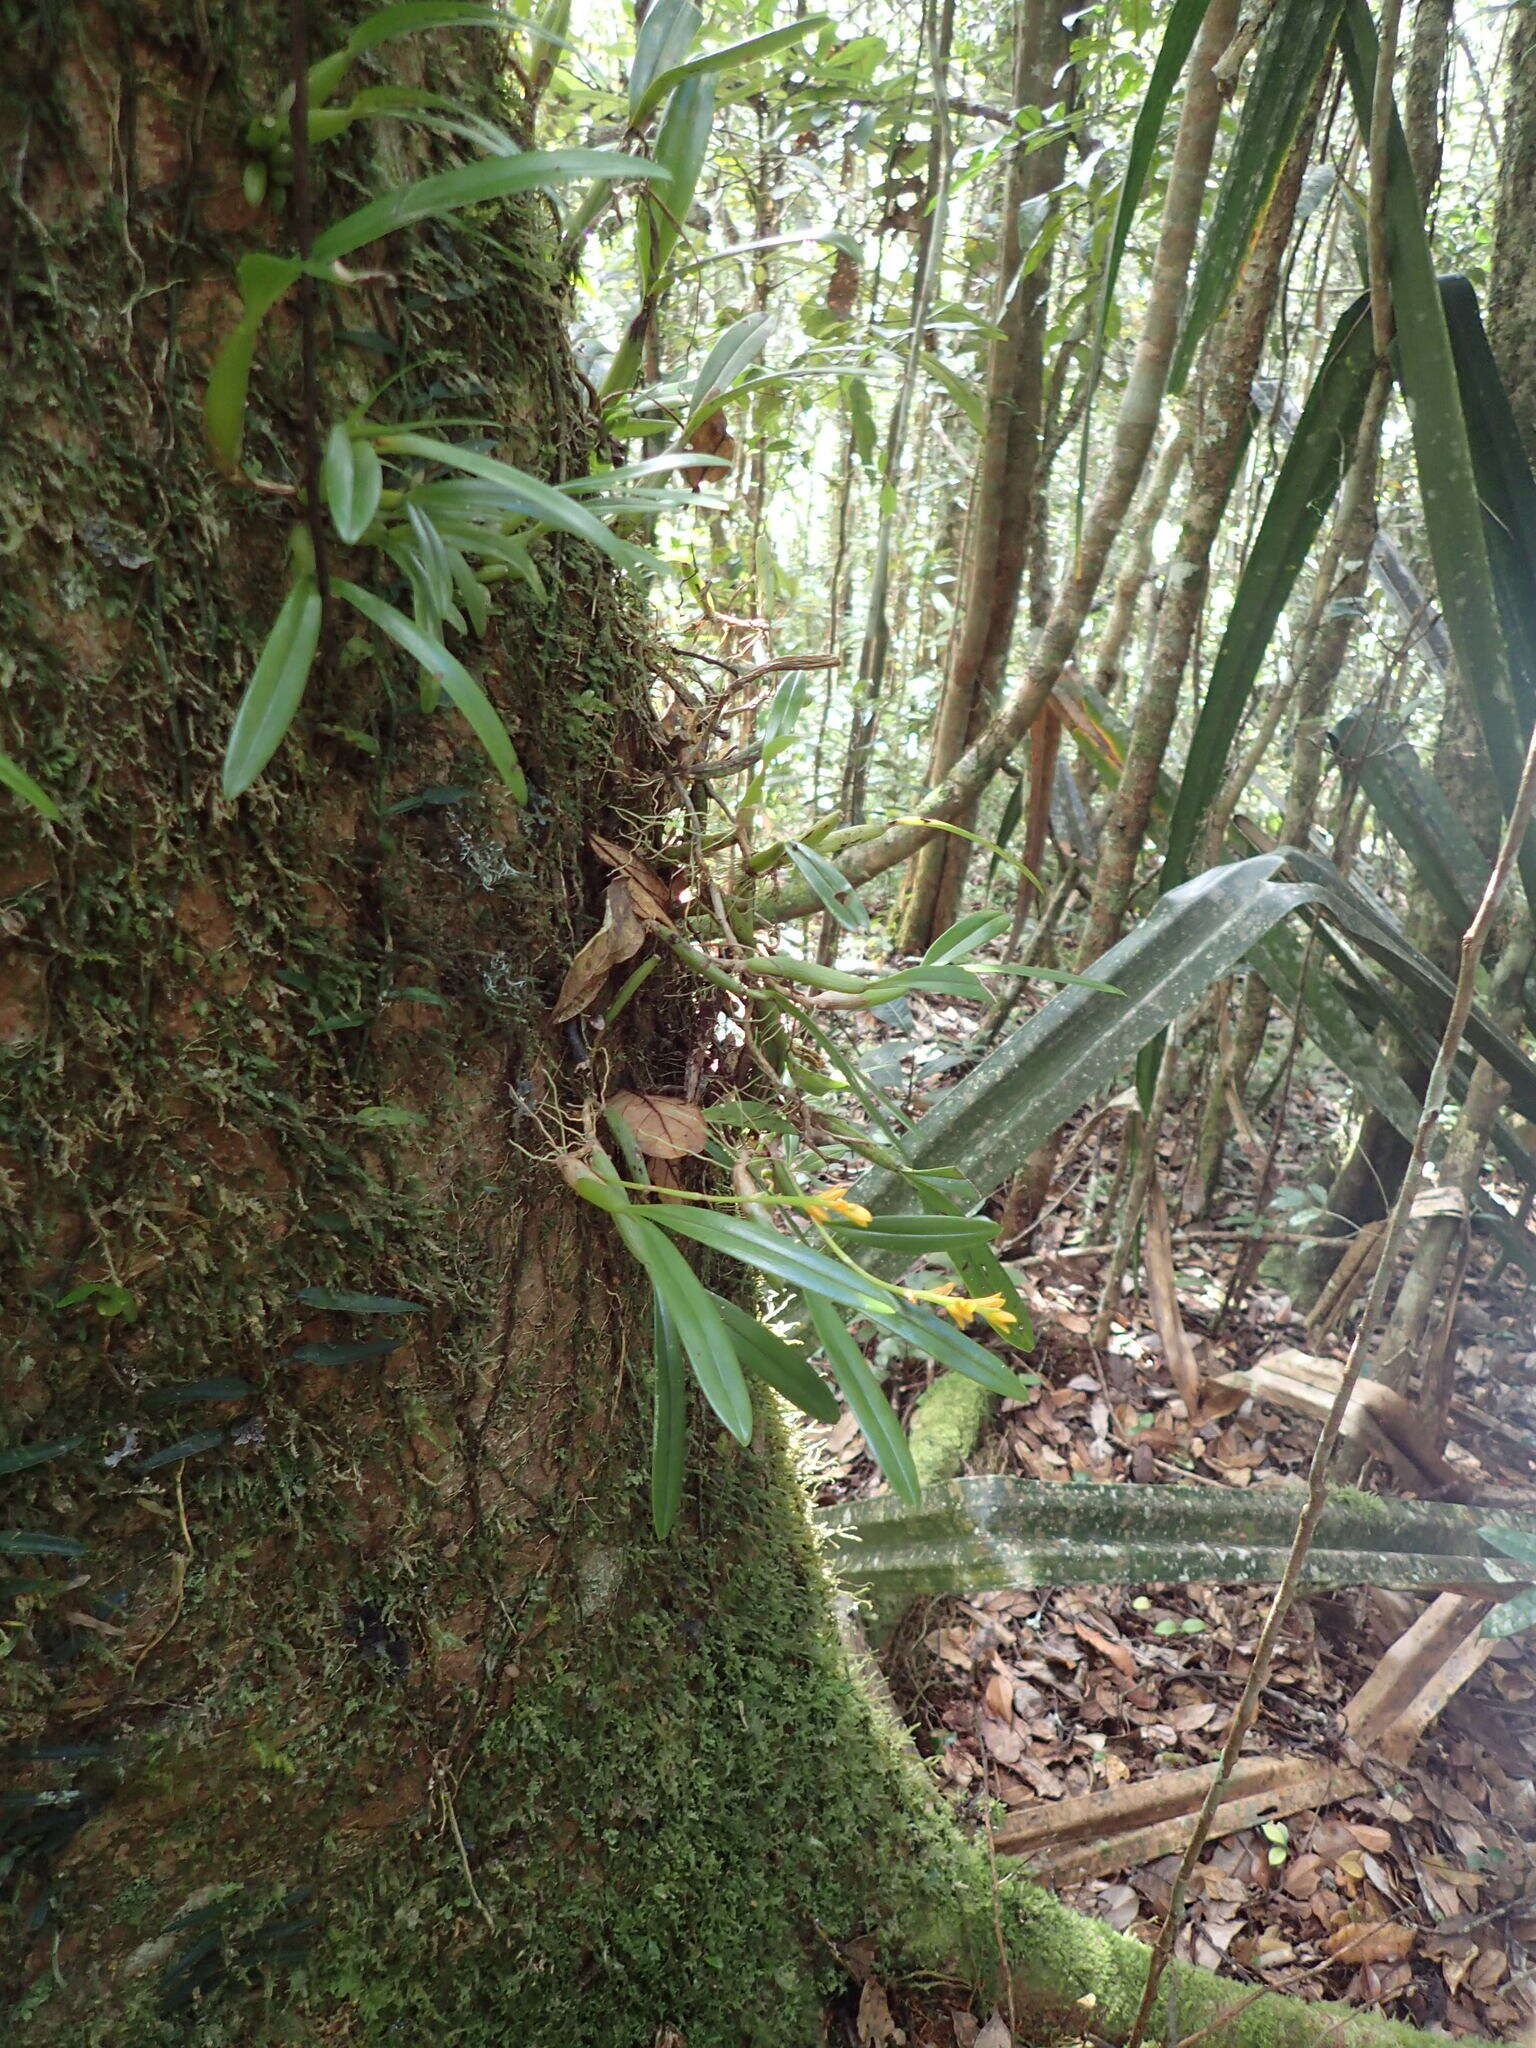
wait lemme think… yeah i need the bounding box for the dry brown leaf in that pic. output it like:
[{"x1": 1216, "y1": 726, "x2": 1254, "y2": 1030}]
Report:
[
  {"x1": 856, "y1": 1978, "x2": 903, "y2": 2046},
  {"x1": 681, "y1": 409, "x2": 737, "y2": 493},
  {"x1": 1282, "y1": 1852, "x2": 1324, "y2": 1900},
  {"x1": 1348, "y1": 1823, "x2": 1393, "y2": 1853},
  {"x1": 1143, "y1": 1171, "x2": 1203, "y2": 1418},
  {"x1": 1014, "y1": 1756, "x2": 1066, "y2": 1799},
  {"x1": 825, "y1": 246, "x2": 861, "y2": 319},
  {"x1": 551, "y1": 880, "x2": 648, "y2": 1023},
  {"x1": 984, "y1": 1671, "x2": 1015, "y2": 1721},
  {"x1": 1073, "y1": 1620, "x2": 1137, "y2": 1681},
  {"x1": 551, "y1": 929, "x2": 623, "y2": 1024},
  {"x1": 1169, "y1": 1700, "x2": 1218, "y2": 1733},
  {"x1": 980, "y1": 1713, "x2": 1025, "y2": 1766},
  {"x1": 607, "y1": 1090, "x2": 707, "y2": 1161},
  {"x1": 973, "y1": 2016, "x2": 1012, "y2": 2048},
  {"x1": 589, "y1": 836, "x2": 674, "y2": 927},
  {"x1": 1326, "y1": 1920, "x2": 1416, "y2": 1965}
]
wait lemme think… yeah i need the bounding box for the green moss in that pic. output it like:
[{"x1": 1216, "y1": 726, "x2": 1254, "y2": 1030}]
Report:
[{"x1": 908, "y1": 1372, "x2": 994, "y2": 1489}]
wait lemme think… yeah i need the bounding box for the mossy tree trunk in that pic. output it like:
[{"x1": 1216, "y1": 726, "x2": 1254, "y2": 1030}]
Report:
[{"x1": 0, "y1": 10, "x2": 951, "y2": 2039}]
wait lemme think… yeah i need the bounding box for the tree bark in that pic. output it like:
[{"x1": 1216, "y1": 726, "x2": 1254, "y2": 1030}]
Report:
[
  {"x1": 0, "y1": 10, "x2": 933, "y2": 2036},
  {"x1": 1076, "y1": 124, "x2": 1312, "y2": 967},
  {"x1": 896, "y1": 0, "x2": 1072, "y2": 953}
]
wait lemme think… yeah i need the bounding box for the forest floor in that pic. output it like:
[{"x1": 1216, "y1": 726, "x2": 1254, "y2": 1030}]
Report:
[{"x1": 810, "y1": 984, "x2": 1536, "y2": 2044}]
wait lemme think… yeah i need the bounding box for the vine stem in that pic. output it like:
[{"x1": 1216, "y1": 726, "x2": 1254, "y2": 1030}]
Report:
[
  {"x1": 1122, "y1": 7, "x2": 1536, "y2": 2037},
  {"x1": 288, "y1": 0, "x2": 329, "y2": 600}
]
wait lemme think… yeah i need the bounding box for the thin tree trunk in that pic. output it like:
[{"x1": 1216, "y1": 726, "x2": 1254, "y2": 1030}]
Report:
[
  {"x1": 896, "y1": 0, "x2": 1072, "y2": 952},
  {"x1": 1363, "y1": 935, "x2": 1532, "y2": 1425},
  {"x1": 841, "y1": 0, "x2": 954, "y2": 827},
  {"x1": 1076, "y1": 124, "x2": 1313, "y2": 967},
  {"x1": 1091, "y1": 428, "x2": 1188, "y2": 704}
]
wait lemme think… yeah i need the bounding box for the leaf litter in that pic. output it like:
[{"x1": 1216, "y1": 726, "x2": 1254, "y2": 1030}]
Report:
[{"x1": 804, "y1": 981, "x2": 1536, "y2": 2040}]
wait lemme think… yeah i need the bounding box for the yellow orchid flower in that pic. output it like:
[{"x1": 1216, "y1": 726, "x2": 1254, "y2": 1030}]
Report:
[
  {"x1": 904, "y1": 1281, "x2": 1018, "y2": 1335},
  {"x1": 805, "y1": 1184, "x2": 873, "y2": 1228}
]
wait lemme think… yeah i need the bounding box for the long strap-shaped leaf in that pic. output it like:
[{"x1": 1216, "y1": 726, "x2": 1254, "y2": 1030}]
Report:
[
  {"x1": 712, "y1": 1294, "x2": 840, "y2": 1424},
  {"x1": 850, "y1": 856, "x2": 1320, "y2": 1230},
  {"x1": 312, "y1": 149, "x2": 665, "y2": 262},
  {"x1": 615, "y1": 1212, "x2": 754, "y2": 1443},
  {"x1": 807, "y1": 1294, "x2": 920, "y2": 1506},
  {"x1": 1337, "y1": 2, "x2": 1530, "y2": 905},
  {"x1": 1330, "y1": 705, "x2": 1536, "y2": 1055},
  {"x1": 1252, "y1": 923, "x2": 1536, "y2": 1280},
  {"x1": 0, "y1": 752, "x2": 59, "y2": 821},
  {"x1": 223, "y1": 577, "x2": 323, "y2": 798},
  {"x1": 333, "y1": 579, "x2": 526, "y2": 800},
  {"x1": 649, "y1": 1293, "x2": 688, "y2": 1539},
  {"x1": 1171, "y1": 0, "x2": 1344, "y2": 392},
  {"x1": 1082, "y1": 0, "x2": 1214, "y2": 456},
  {"x1": 1161, "y1": 296, "x2": 1376, "y2": 889},
  {"x1": 1330, "y1": 710, "x2": 1489, "y2": 932},
  {"x1": 817, "y1": 1475, "x2": 1536, "y2": 1604},
  {"x1": 377, "y1": 433, "x2": 653, "y2": 573},
  {"x1": 1439, "y1": 276, "x2": 1536, "y2": 754},
  {"x1": 1279, "y1": 845, "x2": 1536, "y2": 1121},
  {"x1": 636, "y1": 1204, "x2": 1032, "y2": 1398}
]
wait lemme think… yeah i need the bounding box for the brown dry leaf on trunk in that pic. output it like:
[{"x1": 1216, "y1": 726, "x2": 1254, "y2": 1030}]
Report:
[
  {"x1": 608, "y1": 1090, "x2": 708, "y2": 1161},
  {"x1": 551, "y1": 880, "x2": 648, "y2": 1022},
  {"x1": 825, "y1": 246, "x2": 861, "y2": 318},
  {"x1": 589, "y1": 836, "x2": 675, "y2": 927},
  {"x1": 855, "y1": 1977, "x2": 903, "y2": 2046},
  {"x1": 1142, "y1": 1170, "x2": 1203, "y2": 1418}
]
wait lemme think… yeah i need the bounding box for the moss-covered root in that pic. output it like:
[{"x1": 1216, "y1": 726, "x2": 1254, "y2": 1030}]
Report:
[
  {"x1": 999, "y1": 1876, "x2": 1494, "y2": 2048},
  {"x1": 909, "y1": 1372, "x2": 994, "y2": 1488}
]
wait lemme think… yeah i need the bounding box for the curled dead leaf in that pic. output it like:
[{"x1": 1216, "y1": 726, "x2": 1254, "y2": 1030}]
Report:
[
  {"x1": 1073, "y1": 1619, "x2": 1137, "y2": 1681},
  {"x1": 855, "y1": 1978, "x2": 902, "y2": 2046},
  {"x1": 551, "y1": 880, "x2": 648, "y2": 1023},
  {"x1": 984, "y1": 1670, "x2": 1015, "y2": 1721},
  {"x1": 608, "y1": 1090, "x2": 708, "y2": 1161},
  {"x1": 589, "y1": 836, "x2": 675, "y2": 928},
  {"x1": 683, "y1": 410, "x2": 736, "y2": 492}
]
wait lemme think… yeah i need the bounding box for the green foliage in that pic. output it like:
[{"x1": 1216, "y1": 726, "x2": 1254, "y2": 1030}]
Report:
[
  {"x1": 851, "y1": 856, "x2": 1321, "y2": 1220},
  {"x1": 1170, "y1": 0, "x2": 1345, "y2": 390},
  {"x1": 0, "y1": 749, "x2": 60, "y2": 820},
  {"x1": 1479, "y1": 1526, "x2": 1536, "y2": 1637},
  {"x1": 223, "y1": 572, "x2": 323, "y2": 798},
  {"x1": 821, "y1": 1477, "x2": 1536, "y2": 1607},
  {"x1": 1162, "y1": 297, "x2": 1375, "y2": 890}
]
